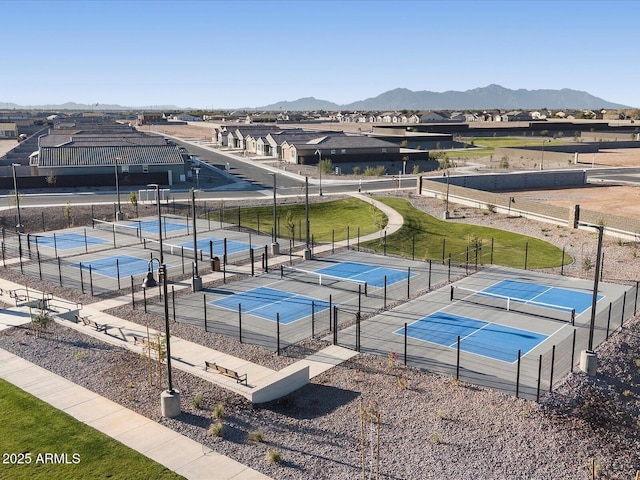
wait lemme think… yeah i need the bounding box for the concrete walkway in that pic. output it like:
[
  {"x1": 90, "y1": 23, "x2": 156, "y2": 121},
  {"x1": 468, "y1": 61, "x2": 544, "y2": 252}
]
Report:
[{"x1": 0, "y1": 348, "x2": 270, "y2": 480}]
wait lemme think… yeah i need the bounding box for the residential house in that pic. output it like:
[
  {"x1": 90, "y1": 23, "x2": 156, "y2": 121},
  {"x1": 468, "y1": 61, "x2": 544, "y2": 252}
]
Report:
[
  {"x1": 281, "y1": 134, "x2": 401, "y2": 165},
  {"x1": 0, "y1": 123, "x2": 18, "y2": 138}
]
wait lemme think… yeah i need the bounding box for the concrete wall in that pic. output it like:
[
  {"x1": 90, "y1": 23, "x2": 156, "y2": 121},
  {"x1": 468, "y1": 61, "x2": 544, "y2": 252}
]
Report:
[
  {"x1": 250, "y1": 365, "x2": 309, "y2": 404},
  {"x1": 428, "y1": 170, "x2": 587, "y2": 191},
  {"x1": 419, "y1": 172, "x2": 640, "y2": 240}
]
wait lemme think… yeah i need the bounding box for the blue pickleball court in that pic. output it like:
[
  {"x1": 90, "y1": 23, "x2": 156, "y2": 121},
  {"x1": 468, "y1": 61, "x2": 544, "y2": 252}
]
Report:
[
  {"x1": 73, "y1": 255, "x2": 159, "y2": 279},
  {"x1": 315, "y1": 261, "x2": 413, "y2": 288},
  {"x1": 134, "y1": 219, "x2": 187, "y2": 235},
  {"x1": 483, "y1": 279, "x2": 603, "y2": 315},
  {"x1": 33, "y1": 233, "x2": 108, "y2": 251},
  {"x1": 395, "y1": 311, "x2": 548, "y2": 363},
  {"x1": 211, "y1": 286, "x2": 330, "y2": 324},
  {"x1": 181, "y1": 237, "x2": 256, "y2": 256}
]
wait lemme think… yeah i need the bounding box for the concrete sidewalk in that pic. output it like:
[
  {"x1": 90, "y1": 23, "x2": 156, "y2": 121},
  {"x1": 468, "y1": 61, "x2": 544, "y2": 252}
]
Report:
[{"x1": 0, "y1": 348, "x2": 271, "y2": 480}]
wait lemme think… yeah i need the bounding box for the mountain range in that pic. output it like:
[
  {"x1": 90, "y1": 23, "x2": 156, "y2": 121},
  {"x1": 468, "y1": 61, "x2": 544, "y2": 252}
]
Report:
[
  {"x1": 1, "y1": 85, "x2": 631, "y2": 112},
  {"x1": 260, "y1": 85, "x2": 630, "y2": 111}
]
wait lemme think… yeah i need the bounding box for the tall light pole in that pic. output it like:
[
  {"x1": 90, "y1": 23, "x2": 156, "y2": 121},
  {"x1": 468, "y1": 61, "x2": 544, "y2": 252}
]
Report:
[
  {"x1": 304, "y1": 176, "x2": 311, "y2": 259},
  {"x1": 315, "y1": 149, "x2": 323, "y2": 196},
  {"x1": 540, "y1": 139, "x2": 550, "y2": 171},
  {"x1": 580, "y1": 223, "x2": 604, "y2": 376},
  {"x1": 194, "y1": 167, "x2": 201, "y2": 190},
  {"x1": 142, "y1": 258, "x2": 180, "y2": 417},
  {"x1": 149, "y1": 183, "x2": 164, "y2": 264},
  {"x1": 269, "y1": 173, "x2": 279, "y2": 255},
  {"x1": 191, "y1": 188, "x2": 202, "y2": 291},
  {"x1": 11, "y1": 163, "x2": 23, "y2": 233},
  {"x1": 114, "y1": 157, "x2": 123, "y2": 221},
  {"x1": 444, "y1": 170, "x2": 451, "y2": 219}
]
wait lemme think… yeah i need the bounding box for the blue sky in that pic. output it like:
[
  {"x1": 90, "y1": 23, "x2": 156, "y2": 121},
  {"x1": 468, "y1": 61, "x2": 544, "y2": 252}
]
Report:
[{"x1": 2, "y1": 0, "x2": 639, "y2": 108}]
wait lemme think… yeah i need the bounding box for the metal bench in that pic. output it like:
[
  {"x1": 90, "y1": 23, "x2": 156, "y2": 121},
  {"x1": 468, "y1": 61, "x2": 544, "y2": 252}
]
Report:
[
  {"x1": 75, "y1": 314, "x2": 107, "y2": 333},
  {"x1": 205, "y1": 360, "x2": 247, "y2": 385}
]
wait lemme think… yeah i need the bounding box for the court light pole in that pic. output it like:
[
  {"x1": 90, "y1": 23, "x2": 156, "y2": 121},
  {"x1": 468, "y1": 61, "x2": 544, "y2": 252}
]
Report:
[
  {"x1": 148, "y1": 183, "x2": 164, "y2": 264},
  {"x1": 304, "y1": 176, "x2": 311, "y2": 259},
  {"x1": 114, "y1": 157, "x2": 123, "y2": 221},
  {"x1": 269, "y1": 173, "x2": 279, "y2": 255},
  {"x1": 315, "y1": 149, "x2": 323, "y2": 196},
  {"x1": 580, "y1": 223, "x2": 604, "y2": 376},
  {"x1": 142, "y1": 258, "x2": 180, "y2": 417},
  {"x1": 191, "y1": 188, "x2": 202, "y2": 291},
  {"x1": 11, "y1": 163, "x2": 24, "y2": 233}
]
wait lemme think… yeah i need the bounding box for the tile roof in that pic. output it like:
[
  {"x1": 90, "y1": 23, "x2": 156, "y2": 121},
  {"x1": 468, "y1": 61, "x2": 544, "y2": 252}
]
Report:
[{"x1": 39, "y1": 133, "x2": 167, "y2": 148}]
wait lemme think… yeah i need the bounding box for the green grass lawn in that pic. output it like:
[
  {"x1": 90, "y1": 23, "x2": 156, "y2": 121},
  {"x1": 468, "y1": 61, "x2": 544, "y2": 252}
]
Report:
[
  {"x1": 433, "y1": 137, "x2": 567, "y2": 159},
  {"x1": 0, "y1": 378, "x2": 184, "y2": 480},
  {"x1": 210, "y1": 197, "x2": 387, "y2": 242},
  {"x1": 360, "y1": 197, "x2": 571, "y2": 269}
]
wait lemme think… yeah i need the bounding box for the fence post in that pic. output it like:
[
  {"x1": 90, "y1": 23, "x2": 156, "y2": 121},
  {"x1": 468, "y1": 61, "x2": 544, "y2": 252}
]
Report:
[
  {"x1": 383, "y1": 275, "x2": 387, "y2": 309},
  {"x1": 524, "y1": 242, "x2": 529, "y2": 270},
  {"x1": 143, "y1": 285, "x2": 147, "y2": 312},
  {"x1": 442, "y1": 238, "x2": 446, "y2": 264},
  {"x1": 570, "y1": 329, "x2": 576, "y2": 372},
  {"x1": 203, "y1": 294, "x2": 207, "y2": 332},
  {"x1": 130, "y1": 275, "x2": 134, "y2": 309},
  {"x1": 311, "y1": 300, "x2": 315, "y2": 339},
  {"x1": 329, "y1": 294, "x2": 332, "y2": 331},
  {"x1": 250, "y1": 248, "x2": 255, "y2": 276},
  {"x1": 276, "y1": 313, "x2": 280, "y2": 355},
  {"x1": 238, "y1": 303, "x2": 242, "y2": 343},
  {"x1": 347, "y1": 225, "x2": 350, "y2": 250},
  {"x1": 621, "y1": 291, "x2": 627, "y2": 327},
  {"x1": 333, "y1": 306, "x2": 338, "y2": 345},
  {"x1": 404, "y1": 323, "x2": 407, "y2": 365},
  {"x1": 490, "y1": 238, "x2": 494, "y2": 265},
  {"x1": 412, "y1": 234, "x2": 415, "y2": 261},
  {"x1": 356, "y1": 312, "x2": 361, "y2": 352},
  {"x1": 172, "y1": 286, "x2": 176, "y2": 322},
  {"x1": 456, "y1": 335, "x2": 461, "y2": 380},
  {"x1": 407, "y1": 267, "x2": 411, "y2": 299},
  {"x1": 116, "y1": 259, "x2": 121, "y2": 290},
  {"x1": 428, "y1": 259, "x2": 432, "y2": 290},
  {"x1": 332, "y1": 229, "x2": 335, "y2": 253},
  {"x1": 536, "y1": 354, "x2": 542, "y2": 402},
  {"x1": 549, "y1": 345, "x2": 556, "y2": 393},
  {"x1": 606, "y1": 303, "x2": 612, "y2": 339},
  {"x1": 57, "y1": 256, "x2": 62, "y2": 286},
  {"x1": 561, "y1": 247, "x2": 565, "y2": 276},
  {"x1": 37, "y1": 251, "x2": 42, "y2": 280},
  {"x1": 448, "y1": 254, "x2": 451, "y2": 282},
  {"x1": 516, "y1": 349, "x2": 521, "y2": 398},
  {"x1": 357, "y1": 226, "x2": 360, "y2": 252}
]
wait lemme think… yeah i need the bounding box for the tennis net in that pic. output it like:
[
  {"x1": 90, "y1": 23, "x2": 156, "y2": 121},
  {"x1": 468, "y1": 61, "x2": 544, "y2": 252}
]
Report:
[
  {"x1": 281, "y1": 265, "x2": 368, "y2": 296},
  {"x1": 450, "y1": 285, "x2": 575, "y2": 324},
  {"x1": 142, "y1": 237, "x2": 200, "y2": 258},
  {"x1": 92, "y1": 219, "x2": 140, "y2": 239}
]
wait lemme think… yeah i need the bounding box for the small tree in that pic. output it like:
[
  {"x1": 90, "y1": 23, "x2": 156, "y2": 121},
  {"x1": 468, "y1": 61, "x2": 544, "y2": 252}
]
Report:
[
  {"x1": 285, "y1": 209, "x2": 295, "y2": 239},
  {"x1": 45, "y1": 173, "x2": 56, "y2": 188},
  {"x1": 129, "y1": 191, "x2": 139, "y2": 218},
  {"x1": 31, "y1": 295, "x2": 53, "y2": 338},
  {"x1": 319, "y1": 158, "x2": 333, "y2": 175},
  {"x1": 63, "y1": 202, "x2": 73, "y2": 227}
]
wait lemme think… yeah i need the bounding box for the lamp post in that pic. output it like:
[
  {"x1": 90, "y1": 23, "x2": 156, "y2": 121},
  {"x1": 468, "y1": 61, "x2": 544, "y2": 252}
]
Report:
[
  {"x1": 304, "y1": 176, "x2": 311, "y2": 259},
  {"x1": 191, "y1": 188, "x2": 202, "y2": 291},
  {"x1": 540, "y1": 139, "x2": 550, "y2": 171},
  {"x1": 444, "y1": 170, "x2": 451, "y2": 219},
  {"x1": 148, "y1": 184, "x2": 164, "y2": 264},
  {"x1": 114, "y1": 157, "x2": 123, "y2": 221},
  {"x1": 11, "y1": 163, "x2": 23, "y2": 233},
  {"x1": 142, "y1": 258, "x2": 180, "y2": 417},
  {"x1": 580, "y1": 223, "x2": 604, "y2": 376},
  {"x1": 315, "y1": 149, "x2": 323, "y2": 196},
  {"x1": 269, "y1": 173, "x2": 279, "y2": 255},
  {"x1": 194, "y1": 167, "x2": 201, "y2": 190}
]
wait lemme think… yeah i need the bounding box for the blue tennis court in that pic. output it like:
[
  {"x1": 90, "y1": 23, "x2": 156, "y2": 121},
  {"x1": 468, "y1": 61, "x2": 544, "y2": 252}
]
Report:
[
  {"x1": 73, "y1": 255, "x2": 157, "y2": 279},
  {"x1": 181, "y1": 237, "x2": 256, "y2": 256},
  {"x1": 484, "y1": 279, "x2": 602, "y2": 315},
  {"x1": 316, "y1": 261, "x2": 412, "y2": 288},
  {"x1": 34, "y1": 233, "x2": 107, "y2": 250},
  {"x1": 395, "y1": 311, "x2": 548, "y2": 363},
  {"x1": 211, "y1": 286, "x2": 330, "y2": 324}
]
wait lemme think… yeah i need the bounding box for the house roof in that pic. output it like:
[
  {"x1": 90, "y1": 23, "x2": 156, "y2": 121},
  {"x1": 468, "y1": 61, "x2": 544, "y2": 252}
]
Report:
[
  {"x1": 289, "y1": 135, "x2": 397, "y2": 150},
  {"x1": 37, "y1": 145, "x2": 185, "y2": 167},
  {"x1": 39, "y1": 133, "x2": 167, "y2": 148}
]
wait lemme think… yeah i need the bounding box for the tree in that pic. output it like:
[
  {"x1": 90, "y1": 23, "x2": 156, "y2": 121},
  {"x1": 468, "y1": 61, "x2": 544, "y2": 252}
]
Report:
[
  {"x1": 129, "y1": 191, "x2": 139, "y2": 218},
  {"x1": 45, "y1": 173, "x2": 56, "y2": 188},
  {"x1": 63, "y1": 202, "x2": 73, "y2": 227}
]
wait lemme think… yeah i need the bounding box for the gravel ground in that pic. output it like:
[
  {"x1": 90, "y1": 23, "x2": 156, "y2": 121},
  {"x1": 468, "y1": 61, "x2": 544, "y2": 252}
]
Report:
[{"x1": 1, "y1": 198, "x2": 639, "y2": 479}]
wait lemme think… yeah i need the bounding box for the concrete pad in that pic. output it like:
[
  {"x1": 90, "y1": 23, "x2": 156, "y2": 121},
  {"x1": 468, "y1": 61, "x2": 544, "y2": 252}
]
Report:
[
  {"x1": 87, "y1": 407, "x2": 152, "y2": 438},
  {"x1": 0, "y1": 309, "x2": 32, "y2": 330},
  {"x1": 64, "y1": 396, "x2": 127, "y2": 423},
  {"x1": 41, "y1": 384, "x2": 100, "y2": 410},
  {"x1": 176, "y1": 452, "x2": 266, "y2": 480},
  {"x1": 114, "y1": 421, "x2": 182, "y2": 453},
  {"x1": 144, "y1": 436, "x2": 211, "y2": 471}
]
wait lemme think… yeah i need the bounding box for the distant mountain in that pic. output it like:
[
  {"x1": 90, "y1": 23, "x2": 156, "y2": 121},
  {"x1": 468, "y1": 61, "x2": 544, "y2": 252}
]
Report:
[
  {"x1": 259, "y1": 97, "x2": 341, "y2": 111},
  {"x1": 0, "y1": 102, "x2": 181, "y2": 111},
  {"x1": 262, "y1": 85, "x2": 630, "y2": 111}
]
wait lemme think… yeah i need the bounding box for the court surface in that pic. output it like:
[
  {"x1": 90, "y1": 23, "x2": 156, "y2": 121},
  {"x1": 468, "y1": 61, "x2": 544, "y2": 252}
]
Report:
[
  {"x1": 482, "y1": 279, "x2": 603, "y2": 315},
  {"x1": 210, "y1": 286, "x2": 330, "y2": 324},
  {"x1": 396, "y1": 311, "x2": 548, "y2": 363},
  {"x1": 32, "y1": 233, "x2": 108, "y2": 250},
  {"x1": 73, "y1": 254, "x2": 159, "y2": 279},
  {"x1": 134, "y1": 219, "x2": 188, "y2": 235},
  {"x1": 315, "y1": 261, "x2": 414, "y2": 288},
  {"x1": 180, "y1": 237, "x2": 257, "y2": 256}
]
